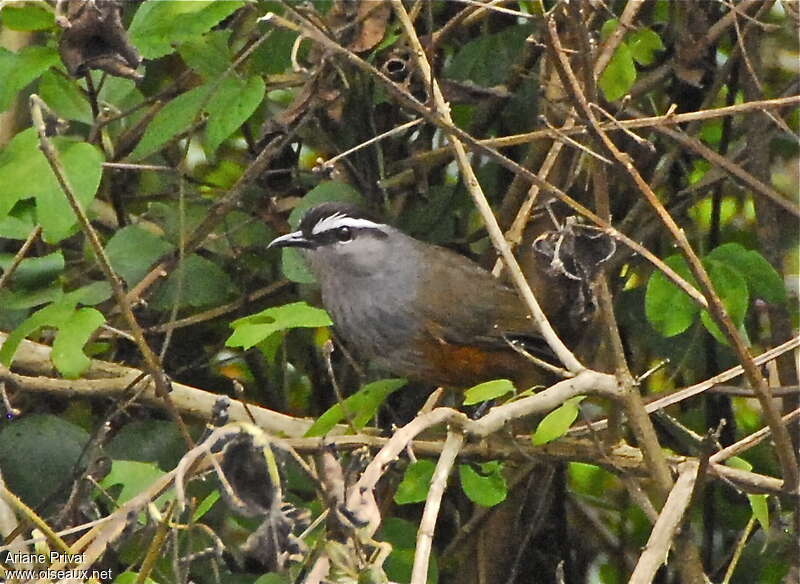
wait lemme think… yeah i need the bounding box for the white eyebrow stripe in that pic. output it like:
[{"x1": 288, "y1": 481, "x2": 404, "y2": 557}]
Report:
[{"x1": 311, "y1": 213, "x2": 385, "y2": 235}]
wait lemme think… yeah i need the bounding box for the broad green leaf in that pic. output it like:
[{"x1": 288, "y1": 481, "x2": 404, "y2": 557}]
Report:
[
  {"x1": 0, "y1": 4, "x2": 55, "y2": 31},
  {"x1": 394, "y1": 459, "x2": 436, "y2": 504},
  {"x1": 51, "y1": 307, "x2": 105, "y2": 378},
  {"x1": 67, "y1": 281, "x2": 113, "y2": 306},
  {"x1": 598, "y1": 42, "x2": 636, "y2": 102},
  {"x1": 0, "y1": 213, "x2": 36, "y2": 239},
  {"x1": 700, "y1": 259, "x2": 749, "y2": 345},
  {"x1": 50, "y1": 307, "x2": 104, "y2": 376},
  {"x1": 107, "y1": 419, "x2": 187, "y2": 470},
  {"x1": 227, "y1": 301, "x2": 333, "y2": 350},
  {"x1": 37, "y1": 140, "x2": 104, "y2": 243},
  {"x1": 100, "y1": 460, "x2": 166, "y2": 505},
  {"x1": 459, "y1": 461, "x2": 508, "y2": 507},
  {"x1": 725, "y1": 456, "x2": 752, "y2": 471},
  {"x1": 645, "y1": 254, "x2": 699, "y2": 337},
  {"x1": 0, "y1": 415, "x2": 88, "y2": 508},
  {"x1": 105, "y1": 225, "x2": 175, "y2": 286},
  {"x1": 304, "y1": 378, "x2": 406, "y2": 437},
  {"x1": 446, "y1": 25, "x2": 533, "y2": 86},
  {"x1": 128, "y1": 0, "x2": 244, "y2": 60},
  {"x1": 726, "y1": 457, "x2": 770, "y2": 532},
  {"x1": 600, "y1": 19, "x2": 619, "y2": 42},
  {"x1": 0, "y1": 46, "x2": 59, "y2": 111},
  {"x1": 129, "y1": 84, "x2": 211, "y2": 160},
  {"x1": 0, "y1": 251, "x2": 63, "y2": 289},
  {"x1": 629, "y1": 28, "x2": 664, "y2": 66},
  {"x1": 0, "y1": 129, "x2": 104, "y2": 243},
  {"x1": 281, "y1": 182, "x2": 364, "y2": 284},
  {"x1": 748, "y1": 493, "x2": 770, "y2": 533},
  {"x1": 249, "y1": 28, "x2": 300, "y2": 76},
  {"x1": 39, "y1": 70, "x2": 93, "y2": 124},
  {"x1": 463, "y1": 379, "x2": 515, "y2": 405},
  {"x1": 204, "y1": 76, "x2": 266, "y2": 155},
  {"x1": 706, "y1": 243, "x2": 786, "y2": 304},
  {"x1": 532, "y1": 396, "x2": 586, "y2": 445},
  {"x1": 699, "y1": 118, "x2": 723, "y2": 146},
  {"x1": 151, "y1": 254, "x2": 234, "y2": 309},
  {"x1": 0, "y1": 300, "x2": 76, "y2": 367},
  {"x1": 178, "y1": 29, "x2": 233, "y2": 79},
  {"x1": 0, "y1": 285, "x2": 62, "y2": 311}
]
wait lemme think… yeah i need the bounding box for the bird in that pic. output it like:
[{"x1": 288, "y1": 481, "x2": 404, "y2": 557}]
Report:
[{"x1": 268, "y1": 202, "x2": 554, "y2": 390}]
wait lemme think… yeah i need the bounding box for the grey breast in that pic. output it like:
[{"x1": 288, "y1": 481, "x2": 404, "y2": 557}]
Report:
[{"x1": 314, "y1": 237, "x2": 427, "y2": 378}]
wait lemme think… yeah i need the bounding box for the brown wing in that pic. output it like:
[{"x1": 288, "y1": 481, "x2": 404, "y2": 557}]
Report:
[{"x1": 416, "y1": 243, "x2": 542, "y2": 349}]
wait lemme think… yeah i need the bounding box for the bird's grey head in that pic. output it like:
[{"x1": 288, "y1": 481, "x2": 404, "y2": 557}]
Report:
[{"x1": 268, "y1": 202, "x2": 402, "y2": 278}]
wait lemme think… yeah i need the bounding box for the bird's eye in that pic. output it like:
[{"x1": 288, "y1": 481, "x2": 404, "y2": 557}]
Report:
[{"x1": 335, "y1": 226, "x2": 353, "y2": 242}]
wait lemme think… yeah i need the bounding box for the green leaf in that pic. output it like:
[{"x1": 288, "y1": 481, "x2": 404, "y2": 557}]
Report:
[
  {"x1": 39, "y1": 70, "x2": 93, "y2": 124},
  {"x1": 253, "y1": 574, "x2": 292, "y2": 584},
  {"x1": 0, "y1": 300, "x2": 76, "y2": 367},
  {"x1": 463, "y1": 379, "x2": 515, "y2": 405},
  {"x1": 645, "y1": 254, "x2": 700, "y2": 337},
  {"x1": 0, "y1": 415, "x2": 88, "y2": 509},
  {"x1": 105, "y1": 225, "x2": 175, "y2": 286},
  {"x1": 459, "y1": 461, "x2": 507, "y2": 507},
  {"x1": 629, "y1": 28, "x2": 664, "y2": 66},
  {"x1": 748, "y1": 493, "x2": 769, "y2": 533},
  {"x1": 0, "y1": 251, "x2": 63, "y2": 289},
  {"x1": 38, "y1": 141, "x2": 104, "y2": 243},
  {"x1": 446, "y1": 25, "x2": 533, "y2": 86},
  {"x1": 598, "y1": 42, "x2": 636, "y2": 102},
  {"x1": 178, "y1": 29, "x2": 233, "y2": 79},
  {"x1": 532, "y1": 396, "x2": 586, "y2": 445},
  {"x1": 107, "y1": 419, "x2": 187, "y2": 470},
  {"x1": 700, "y1": 259, "x2": 749, "y2": 345},
  {"x1": 51, "y1": 307, "x2": 105, "y2": 378},
  {"x1": 600, "y1": 19, "x2": 619, "y2": 42},
  {"x1": 67, "y1": 281, "x2": 113, "y2": 306},
  {"x1": 394, "y1": 459, "x2": 436, "y2": 504},
  {"x1": 192, "y1": 490, "x2": 221, "y2": 521},
  {"x1": 227, "y1": 301, "x2": 333, "y2": 350},
  {"x1": 705, "y1": 243, "x2": 786, "y2": 304},
  {"x1": 128, "y1": 0, "x2": 244, "y2": 60},
  {"x1": 725, "y1": 456, "x2": 752, "y2": 471},
  {"x1": 113, "y1": 573, "x2": 159, "y2": 584},
  {"x1": 128, "y1": 84, "x2": 211, "y2": 160},
  {"x1": 281, "y1": 182, "x2": 364, "y2": 284},
  {"x1": 0, "y1": 285, "x2": 62, "y2": 311},
  {"x1": 204, "y1": 76, "x2": 266, "y2": 155},
  {"x1": 0, "y1": 46, "x2": 59, "y2": 111},
  {"x1": 725, "y1": 458, "x2": 770, "y2": 532},
  {"x1": 151, "y1": 254, "x2": 234, "y2": 309},
  {"x1": 304, "y1": 378, "x2": 406, "y2": 437},
  {"x1": 0, "y1": 212, "x2": 36, "y2": 240},
  {"x1": 100, "y1": 460, "x2": 166, "y2": 505},
  {"x1": 0, "y1": 4, "x2": 55, "y2": 31},
  {"x1": 0, "y1": 129, "x2": 104, "y2": 243}
]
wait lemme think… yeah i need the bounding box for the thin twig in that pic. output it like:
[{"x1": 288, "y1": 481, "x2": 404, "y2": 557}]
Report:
[
  {"x1": 628, "y1": 462, "x2": 700, "y2": 584},
  {"x1": 0, "y1": 226, "x2": 42, "y2": 292},
  {"x1": 410, "y1": 429, "x2": 464, "y2": 584}
]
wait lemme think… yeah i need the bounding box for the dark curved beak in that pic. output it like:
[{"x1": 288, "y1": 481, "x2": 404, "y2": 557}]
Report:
[{"x1": 268, "y1": 230, "x2": 313, "y2": 249}]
